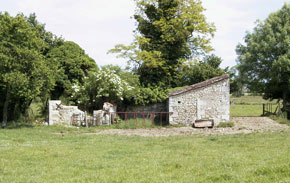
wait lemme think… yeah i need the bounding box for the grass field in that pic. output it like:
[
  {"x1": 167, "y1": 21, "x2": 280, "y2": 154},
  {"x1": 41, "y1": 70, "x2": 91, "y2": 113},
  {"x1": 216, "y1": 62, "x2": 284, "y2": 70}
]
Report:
[
  {"x1": 230, "y1": 95, "x2": 277, "y2": 105},
  {"x1": 101, "y1": 118, "x2": 160, "y2": 129},
  {"x1": 230, "y1": 105, "x2": 263, "y2": 117},
  {"x1": 230, "y1": 95, "x2": 277, "y2": 117},
  {"x1": 1, "y1": 126, "x2": 290, "y2": 183}
]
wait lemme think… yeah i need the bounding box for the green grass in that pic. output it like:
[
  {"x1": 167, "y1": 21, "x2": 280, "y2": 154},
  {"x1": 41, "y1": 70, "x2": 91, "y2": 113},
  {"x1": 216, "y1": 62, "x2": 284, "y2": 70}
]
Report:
[
  {"x1": 1, "y1": 126, "x2": 290, "y2": 183},
  {"x1": 270, "y1": 113, "x2": 290, "y2": 126},
  {"x1": 217, "y1": 122, "x2": 234, "y2": 128},
  {"x1": 231, "y1": 95, "x2": 277, "y2": 105},
  {"x1": 109, "y1": 118, "x2": 159, "y2": 129},
  {"x1": 230, "y1": 95, "x2": 279, "y2": 117},
  {"x1": 230, "y1": 104, "x2": 263, "y2": 117}
]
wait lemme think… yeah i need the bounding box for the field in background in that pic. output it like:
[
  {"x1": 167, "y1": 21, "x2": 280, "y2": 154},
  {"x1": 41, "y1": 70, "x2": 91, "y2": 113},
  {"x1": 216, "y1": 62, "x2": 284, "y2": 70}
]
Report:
[
  {"x1": 0, "y1": 126, "x2": 290, "y2": 183},
  {"x1": 230, "y1": 105, "x2": 263, "y2": 117},
  {"x1": 231, "y1": 95, "x2": 277, "y2": 105},
  {"x1": 230, "y1": 95, "x2": 277, "y2": 117}
]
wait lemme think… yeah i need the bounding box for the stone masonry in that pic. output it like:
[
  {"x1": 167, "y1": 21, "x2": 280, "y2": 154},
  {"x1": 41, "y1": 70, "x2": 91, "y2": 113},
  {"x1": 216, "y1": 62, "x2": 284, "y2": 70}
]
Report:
[
  {"x1": 168, "y1": 75, "x2": 230, "y2": 126},
  {"x1": 49, "y1": 100, "x2": 84, "y2": 125}
]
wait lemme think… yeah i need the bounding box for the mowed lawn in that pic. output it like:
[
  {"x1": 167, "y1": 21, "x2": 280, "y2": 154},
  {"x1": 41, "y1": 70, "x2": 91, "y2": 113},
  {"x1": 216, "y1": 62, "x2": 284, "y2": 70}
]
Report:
[{"x1": 1, "y1": 126, "x2": 290, "y2": 183}]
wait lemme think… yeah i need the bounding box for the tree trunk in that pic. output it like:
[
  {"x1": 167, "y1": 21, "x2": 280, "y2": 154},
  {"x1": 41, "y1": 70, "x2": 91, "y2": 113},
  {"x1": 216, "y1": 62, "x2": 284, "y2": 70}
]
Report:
[
  {"x1": 2, "y1": 85, "x2": 11, "y2": 128},
  {"x1": 282, "y1": 90, "x2": 287, "y2": 111},
  {"x1": 43, "y1": 97, "x2": 49, "y2": 114}
]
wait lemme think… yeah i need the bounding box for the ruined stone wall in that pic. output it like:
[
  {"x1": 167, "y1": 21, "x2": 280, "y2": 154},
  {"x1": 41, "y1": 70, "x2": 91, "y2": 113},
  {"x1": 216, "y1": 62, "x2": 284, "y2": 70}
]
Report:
[
  {"x1": 169, "y1": 79, "x2": 230, "y2": 126},
  {"x1": 49, "y1": 100, "x2": 84, "y2": 125}
]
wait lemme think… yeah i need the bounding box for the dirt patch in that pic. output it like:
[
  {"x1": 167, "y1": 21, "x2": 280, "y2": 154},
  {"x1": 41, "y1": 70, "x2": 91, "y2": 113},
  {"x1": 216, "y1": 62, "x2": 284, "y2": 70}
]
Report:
[{"x1": 93, "y1": 117, "x2": 290, "y2": 137}]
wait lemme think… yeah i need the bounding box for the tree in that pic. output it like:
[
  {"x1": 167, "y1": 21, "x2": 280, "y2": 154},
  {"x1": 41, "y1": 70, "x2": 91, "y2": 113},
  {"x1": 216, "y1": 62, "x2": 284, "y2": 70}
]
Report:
[
  {"x1": 176, "y1": 54, "x2": 225, "y2": 86},
  {"x1": 46, "y1": 41, "x2": 98, "y2": 100},
  {"x1": 0, "y1": 12, "x2": 49, "y2": 128},
  {"x1": 110, "y1": 0, "x2": 215, "y2": 87},
  {"x1": 236, "y1": 3, "x2": 290, "y2": 109},
  {"x1": 26, "y1": 13, "x2": 64, "y2": 113},
  {"x1": 70, "y1": 66, "x2": 136, "y2": 111}
]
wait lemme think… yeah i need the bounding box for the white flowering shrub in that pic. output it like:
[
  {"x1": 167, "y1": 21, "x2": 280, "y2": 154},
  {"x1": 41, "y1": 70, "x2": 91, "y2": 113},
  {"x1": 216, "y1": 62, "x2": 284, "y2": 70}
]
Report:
[
  {"x1": 69, "y1": 65, "x2": 168, "y2": 111},
  {"x1": 70, "y1": 67, "x2": 135, "y2": 110}
]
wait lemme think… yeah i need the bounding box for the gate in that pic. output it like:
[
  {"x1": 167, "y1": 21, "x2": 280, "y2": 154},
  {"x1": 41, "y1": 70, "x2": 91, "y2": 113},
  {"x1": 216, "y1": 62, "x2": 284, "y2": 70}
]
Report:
[{"x1": 262, "y1": 103, "x2": 281, "y2": 116}]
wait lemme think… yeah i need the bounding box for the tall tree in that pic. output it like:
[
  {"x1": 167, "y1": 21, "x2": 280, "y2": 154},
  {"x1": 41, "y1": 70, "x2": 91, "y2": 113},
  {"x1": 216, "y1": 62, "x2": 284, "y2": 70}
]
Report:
[
  {"x1": 110, "y1": 0, "x2": 215, "y2": 87},
  {"x1": 0, "y1": 12, "x2": 49, "y2": 128},
  {"x1": 236, "y1": 3, "x2": 290, "y2": 109},
  {"x1": 176, "y1": 54, "x2": 225, "y2": 86},
  {"x1": 46, "y1": 41, "x2": 98, "y2": 100}
]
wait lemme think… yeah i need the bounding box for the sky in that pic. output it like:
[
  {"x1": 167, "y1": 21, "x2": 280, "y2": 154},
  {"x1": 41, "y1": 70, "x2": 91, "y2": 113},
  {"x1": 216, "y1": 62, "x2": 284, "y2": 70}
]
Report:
[{"x1": 1, "y1": 0, "x2": 288, "y2": 68}]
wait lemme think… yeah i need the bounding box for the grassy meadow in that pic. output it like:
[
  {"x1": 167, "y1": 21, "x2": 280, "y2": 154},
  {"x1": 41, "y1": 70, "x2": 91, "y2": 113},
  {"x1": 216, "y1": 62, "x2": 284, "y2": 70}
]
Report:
[
  {"x1": 230, "y1": 104, "x2": 263, "y2": 117},
  {"x1": 1, "y1": 125, "x2": 290, "y2": 183},
  {"x1": 230, "y1": 95, "x2": 277, "y2": 117},
  {"x1": 1, "y1": 95, "x2": 289, "y2": 182}
]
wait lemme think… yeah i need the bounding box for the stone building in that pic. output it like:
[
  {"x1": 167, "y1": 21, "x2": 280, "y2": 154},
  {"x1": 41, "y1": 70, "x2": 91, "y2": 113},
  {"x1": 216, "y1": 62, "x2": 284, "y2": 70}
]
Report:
[{"x1": 168, "y1": 74, "x2": 230, "y2": 126}]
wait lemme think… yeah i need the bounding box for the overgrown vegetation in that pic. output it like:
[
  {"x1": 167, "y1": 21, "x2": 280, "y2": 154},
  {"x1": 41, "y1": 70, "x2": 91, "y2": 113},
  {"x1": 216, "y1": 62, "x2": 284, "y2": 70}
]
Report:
[
  {"x1": 1, "y1": 126, "x2": 290, "y2": 182},
  {"x1": 270, "y1": 113, "x2": 290, "y2": 126}
]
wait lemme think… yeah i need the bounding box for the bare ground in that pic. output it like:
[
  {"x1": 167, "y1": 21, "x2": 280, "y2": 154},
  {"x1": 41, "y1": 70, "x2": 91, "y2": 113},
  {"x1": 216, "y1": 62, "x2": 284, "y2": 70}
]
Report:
[{"x1": 94, "y1": 117, "x2": 290, "y2": 137}]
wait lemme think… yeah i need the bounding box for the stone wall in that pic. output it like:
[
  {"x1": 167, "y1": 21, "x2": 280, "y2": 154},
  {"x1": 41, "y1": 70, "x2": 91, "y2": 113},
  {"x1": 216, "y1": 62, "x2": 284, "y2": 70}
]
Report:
[
  {"x1": 49, "y1": 100, "x2": 84, "y2": 125},
  {"x1": 169, "y1": 79, "x2": 230, "y2": 126}
]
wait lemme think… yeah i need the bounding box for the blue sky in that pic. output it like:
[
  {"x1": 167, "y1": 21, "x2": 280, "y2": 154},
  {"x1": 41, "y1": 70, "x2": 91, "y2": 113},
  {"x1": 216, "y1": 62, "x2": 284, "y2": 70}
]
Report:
[{"x1": 0, "y1": 0, "x2": 288, "y2": 68}]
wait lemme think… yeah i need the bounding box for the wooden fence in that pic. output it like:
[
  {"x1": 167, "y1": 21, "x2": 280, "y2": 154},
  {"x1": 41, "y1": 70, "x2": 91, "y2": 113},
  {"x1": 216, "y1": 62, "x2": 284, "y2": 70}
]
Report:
[{"x1": 262, "y1": 103, "x2": 281, "y2": 116}]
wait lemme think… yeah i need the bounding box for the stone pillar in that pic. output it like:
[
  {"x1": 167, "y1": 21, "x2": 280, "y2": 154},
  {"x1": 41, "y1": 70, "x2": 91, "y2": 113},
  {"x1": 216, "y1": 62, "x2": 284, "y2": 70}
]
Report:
[{"x1": 48, "y1": 100, "x2": 61, "y2": 125}]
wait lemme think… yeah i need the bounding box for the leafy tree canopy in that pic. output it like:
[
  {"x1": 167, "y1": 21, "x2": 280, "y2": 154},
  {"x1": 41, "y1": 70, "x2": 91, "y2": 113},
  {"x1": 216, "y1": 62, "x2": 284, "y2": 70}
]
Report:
[
  {"x1": 0, "y1": 12, "x2": 97, "y2": 126},
  {"x1": 176, "y1": 54, "x2": 225, "y2": 86},
  {"x1": 46, "y1": 41, "x2": 98, "y2": 99},
  {"x1": 236, "y1": 3, "x2": 290, "y2": 108},
  {"x1": 110, "y1": 0, "x2": 215, "y2": 87},
  {"x1": 0, "y1": 12, "x2": 50, "y2": 127}
]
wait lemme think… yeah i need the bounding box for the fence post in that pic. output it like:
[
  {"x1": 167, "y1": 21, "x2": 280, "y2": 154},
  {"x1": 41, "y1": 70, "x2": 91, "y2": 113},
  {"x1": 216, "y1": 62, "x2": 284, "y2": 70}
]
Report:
[
  {"x1": 85, "y1": 111, "x2": 88, "y2": 127},
  {"x1": 142, "y1": 112, "x2": 145, "y2": 126},
  {"x1": 263, "y1": 104, "x2": 265, "y2": 116},
  {"x1": 151, "y1": 112, "x2": 154, "y2": 125}
]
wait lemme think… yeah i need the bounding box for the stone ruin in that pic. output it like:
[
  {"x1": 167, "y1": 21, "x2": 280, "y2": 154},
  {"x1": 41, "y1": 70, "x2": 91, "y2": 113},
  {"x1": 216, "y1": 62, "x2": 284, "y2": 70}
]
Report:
[
  {"x1": 49, "y1": 100, "x2": 85, "y2": 126},
  {"x1": 93, "y1": 102, "x2": 117, "y2": 125},
  {"x1": 48, "y1": 100, "x2": 116, "y2": 126}
]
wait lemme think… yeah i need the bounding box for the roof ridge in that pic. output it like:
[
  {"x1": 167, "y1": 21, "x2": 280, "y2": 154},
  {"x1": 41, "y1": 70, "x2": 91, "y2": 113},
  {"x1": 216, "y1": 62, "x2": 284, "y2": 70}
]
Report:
[{"x1": 169, "y1": 74, "x2": 229, "y2": 96}]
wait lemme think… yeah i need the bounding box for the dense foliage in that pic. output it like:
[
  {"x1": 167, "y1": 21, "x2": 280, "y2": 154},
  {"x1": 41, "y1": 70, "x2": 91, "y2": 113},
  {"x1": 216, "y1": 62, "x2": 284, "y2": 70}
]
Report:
[
  {"x1": 176, "y1": 54, "x2": 225, "y2": 86},
  {"x1": 0, "y1": 13, "x2": 50, "y2": 127},
  {"x1": 110, "y1": 0, "x2": 215, "y2": 87},
  {"x1": 0, "y1": 13, "x2": 96, "y2": 127},
  {"x1": 236, "y1": 3, "x2": 290, "y2": 109},
  {"x1": 46, "y1": 41, "x2": 98, "y2": 100}
]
